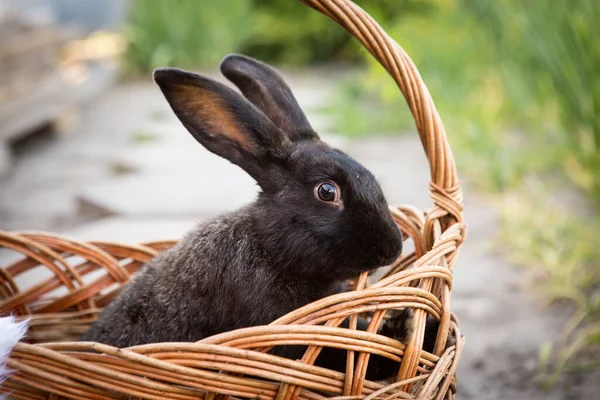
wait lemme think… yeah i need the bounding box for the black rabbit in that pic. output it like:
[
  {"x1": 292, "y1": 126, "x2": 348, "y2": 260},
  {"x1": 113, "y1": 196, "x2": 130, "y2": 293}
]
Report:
[{"x1": 83, "y1": 54, "x2": 426, "y2": 381}]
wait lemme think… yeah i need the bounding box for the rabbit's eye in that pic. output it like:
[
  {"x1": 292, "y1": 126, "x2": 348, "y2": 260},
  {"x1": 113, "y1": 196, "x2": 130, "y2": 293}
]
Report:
[{"x1": 315, "y1": 181, "x2": 340, "y2": 204}]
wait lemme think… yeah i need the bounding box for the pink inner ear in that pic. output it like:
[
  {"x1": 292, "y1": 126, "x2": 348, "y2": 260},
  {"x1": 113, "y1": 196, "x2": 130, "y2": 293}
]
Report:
[{"x1": 174, "y1": 83, "x2": 253, "y2": 151}]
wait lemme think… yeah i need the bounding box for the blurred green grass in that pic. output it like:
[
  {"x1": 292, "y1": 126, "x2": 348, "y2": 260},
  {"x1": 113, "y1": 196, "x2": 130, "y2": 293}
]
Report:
[
  {"x1": 122, "y1": 0, "x2": 422, "y2": 74},
  {"x1": 121, "y1": 0, "x2": 600, "y2": 384},
  {"x1": 122, "y1": 0, "x2": 251, "y2": 75}
]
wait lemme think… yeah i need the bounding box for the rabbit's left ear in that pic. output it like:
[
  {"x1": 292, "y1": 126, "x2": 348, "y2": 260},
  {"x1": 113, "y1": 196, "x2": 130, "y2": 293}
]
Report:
[
  {"x1": 154, "y1": 68, "x2": 291, "y2": 185},
  {"x1": 220, "y1": 54, "x2": 319, "y2": 142}
]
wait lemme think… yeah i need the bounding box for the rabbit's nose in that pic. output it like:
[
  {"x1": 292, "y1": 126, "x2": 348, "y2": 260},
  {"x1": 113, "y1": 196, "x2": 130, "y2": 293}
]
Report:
[
  {"x1": 377, "y1": 238, "x2": 402, "y2": 266},
  {"x1": 376, "y1": 223, "x2": 403, "y2": 266},
  {"x1": 378, "y1": 249, "x2": 401, "y2": 266}
]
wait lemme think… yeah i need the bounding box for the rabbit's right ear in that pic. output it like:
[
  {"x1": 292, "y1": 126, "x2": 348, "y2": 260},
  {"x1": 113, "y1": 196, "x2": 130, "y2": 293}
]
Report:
[
  {"x1": 154, "y1": 68, "x2": 291, "y2": 183},
  {"x1": 220, "y1": 54, "x2": 319, "y2": 142}
]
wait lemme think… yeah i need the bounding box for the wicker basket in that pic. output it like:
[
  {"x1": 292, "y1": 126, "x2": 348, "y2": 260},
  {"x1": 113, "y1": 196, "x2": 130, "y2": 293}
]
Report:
[{"x1": 0, "y1": 0, "x2": 465, "y2": 399}]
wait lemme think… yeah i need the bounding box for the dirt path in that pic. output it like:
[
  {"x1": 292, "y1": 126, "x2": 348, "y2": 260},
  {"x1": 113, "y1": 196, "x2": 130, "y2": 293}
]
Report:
[{"x1": 1, "y1": 71, "x2": 598, "y2": 399}]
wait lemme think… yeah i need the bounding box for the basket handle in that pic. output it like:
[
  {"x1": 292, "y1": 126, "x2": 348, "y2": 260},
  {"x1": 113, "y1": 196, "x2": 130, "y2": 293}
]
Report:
[{"x1": 298, "y1": 0, "x2": 463, "y2": 226}]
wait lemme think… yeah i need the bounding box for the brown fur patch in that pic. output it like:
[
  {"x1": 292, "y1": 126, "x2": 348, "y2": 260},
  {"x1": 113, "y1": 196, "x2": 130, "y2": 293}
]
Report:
[{"x1": 174, "y1": 84, "x2": 252, "y2": 150}]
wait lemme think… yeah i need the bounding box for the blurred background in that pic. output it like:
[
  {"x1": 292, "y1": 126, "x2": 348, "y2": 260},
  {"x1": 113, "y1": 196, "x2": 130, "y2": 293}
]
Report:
[{"x1": 0, "y1": 0, "x2": 598, "y2": 398}]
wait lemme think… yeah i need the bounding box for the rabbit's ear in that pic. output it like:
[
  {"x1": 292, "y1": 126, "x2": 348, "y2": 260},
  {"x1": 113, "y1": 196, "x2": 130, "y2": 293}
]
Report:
[
  {"x1": 154, "y1": 68, "x2": 291, "y2": 182},
  {"x1": 220, "y1": 54, "x2": 319, "y2": 142}
]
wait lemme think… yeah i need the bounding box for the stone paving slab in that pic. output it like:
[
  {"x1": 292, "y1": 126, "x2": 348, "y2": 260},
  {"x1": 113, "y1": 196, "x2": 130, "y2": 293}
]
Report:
[
  {"x1": 78, "y1": 166, "x2": 259, "y2": 218},
  {"x1": 64, "y1": 216, "x2": 199, "y2": 243}
]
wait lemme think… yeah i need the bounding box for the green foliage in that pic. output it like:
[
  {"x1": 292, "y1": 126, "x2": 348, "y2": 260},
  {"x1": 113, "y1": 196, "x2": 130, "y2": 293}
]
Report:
[
  {"x1": 243, "y1": 0, "x2": 434, "y2": 65},
  {"x1": 241, "y1": 0, "x2": 354, "y2": 65},
  {"x1": 330, "y1": 0, "x2": 600, "y2": 195},
  {"x1": 329, "y1": 0, "x2": 565, "y2": 190},
  {"x1": 121, "y1": 0, "x2": 435, "y2": 73},
  {"x1": 319, "y1": 70, "x2": 414, "y2": 137},
  {"x1": 122, "y1": 0, "x2": 251, "y2": 75},
  {"x1": 463, "y1": 0, "x2": 600, "y2": 204}
]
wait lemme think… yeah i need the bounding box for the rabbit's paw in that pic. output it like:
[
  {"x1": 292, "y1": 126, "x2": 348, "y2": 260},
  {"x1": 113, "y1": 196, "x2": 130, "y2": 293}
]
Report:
[
  {"x1": 380, "y1": 309, "x2": 457, "y2": 353},
  {"x1": 379, "y1": 308, "x2": 414, "y2": 343}
]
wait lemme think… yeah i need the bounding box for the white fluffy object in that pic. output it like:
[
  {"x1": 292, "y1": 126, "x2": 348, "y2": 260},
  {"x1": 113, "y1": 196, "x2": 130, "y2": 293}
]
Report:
[{"x1": 0, "y1": 316, "x2": 28, "y2": 396}]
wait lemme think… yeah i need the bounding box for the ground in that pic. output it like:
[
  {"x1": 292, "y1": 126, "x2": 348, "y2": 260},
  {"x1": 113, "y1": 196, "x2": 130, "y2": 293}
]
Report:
[{"x1": 0, "y1": 69, "x2": 598, "y2": 399}]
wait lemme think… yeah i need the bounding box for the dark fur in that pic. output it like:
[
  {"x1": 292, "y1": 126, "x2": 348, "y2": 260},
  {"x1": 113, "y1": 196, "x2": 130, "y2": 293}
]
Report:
[{"x1": 83, "y1": 54, "x2": 432, "y2": 381}]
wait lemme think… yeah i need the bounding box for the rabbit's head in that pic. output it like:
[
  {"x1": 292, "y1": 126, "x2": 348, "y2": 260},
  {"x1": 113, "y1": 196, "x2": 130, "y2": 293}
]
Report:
[{"x1": 154, "y1": 54, "x2": 402, "y2": 281}]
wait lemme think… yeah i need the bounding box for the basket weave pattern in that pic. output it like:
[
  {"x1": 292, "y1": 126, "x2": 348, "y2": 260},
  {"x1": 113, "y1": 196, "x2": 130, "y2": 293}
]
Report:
[{"x1": 0, "y1": 1, "x2": 465, "y2": 399}]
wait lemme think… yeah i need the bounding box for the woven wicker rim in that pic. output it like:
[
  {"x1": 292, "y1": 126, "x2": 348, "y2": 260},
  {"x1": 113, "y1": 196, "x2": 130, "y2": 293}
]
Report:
[{"x1": 1, "y1": 1, "x2": 465, "y2": 399}]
